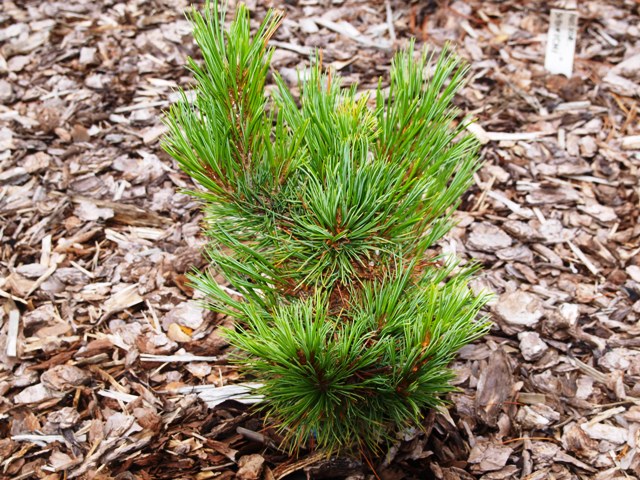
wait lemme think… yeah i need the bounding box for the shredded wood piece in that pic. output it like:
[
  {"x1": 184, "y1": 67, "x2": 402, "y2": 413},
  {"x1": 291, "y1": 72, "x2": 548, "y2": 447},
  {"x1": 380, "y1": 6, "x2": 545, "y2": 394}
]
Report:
[
  {"x1": 97, "y1": 389, "x2": 139, "y2": 403},
  {"x1": 567, "y1": 240, "x2": 601, "y2": 276},
  {"x1": 5, "y1": 308, "x2": 19, "y2": 357},
  {"x1": 139, "y1": 353, "x2": 219, "y2": 362}
]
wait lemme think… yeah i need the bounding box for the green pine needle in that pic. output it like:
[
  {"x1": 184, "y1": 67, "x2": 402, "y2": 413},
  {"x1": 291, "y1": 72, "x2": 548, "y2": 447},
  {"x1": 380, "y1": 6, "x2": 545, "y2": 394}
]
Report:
[{"x1": 163, "y1": 0, "x2": 491, "y2": 456}]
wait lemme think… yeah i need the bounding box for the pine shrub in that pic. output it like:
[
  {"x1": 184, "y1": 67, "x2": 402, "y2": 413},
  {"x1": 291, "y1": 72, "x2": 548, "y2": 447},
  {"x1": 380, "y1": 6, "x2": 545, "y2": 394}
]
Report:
[{"x1": 163, "y1": 1, "x2": 491, "y2": 455}]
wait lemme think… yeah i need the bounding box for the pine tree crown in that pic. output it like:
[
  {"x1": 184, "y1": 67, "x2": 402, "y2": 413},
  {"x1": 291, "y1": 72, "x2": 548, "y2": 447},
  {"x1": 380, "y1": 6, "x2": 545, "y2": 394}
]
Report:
[{"x1": 163, "y1": 0, "x2": 491, "y2": 455}]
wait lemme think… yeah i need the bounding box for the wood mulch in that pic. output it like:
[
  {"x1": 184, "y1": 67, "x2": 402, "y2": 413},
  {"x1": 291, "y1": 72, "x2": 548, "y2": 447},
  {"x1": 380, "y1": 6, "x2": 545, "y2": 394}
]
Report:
[{"x1": 1, "y1": 0, "x2": 639, "y2": 478}]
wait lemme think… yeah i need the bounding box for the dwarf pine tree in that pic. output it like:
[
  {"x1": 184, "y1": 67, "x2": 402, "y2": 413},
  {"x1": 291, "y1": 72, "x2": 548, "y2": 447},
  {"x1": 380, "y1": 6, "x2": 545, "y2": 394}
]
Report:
[{"x1": 163, "y1": 1, "x2": 491, "y2": 455}]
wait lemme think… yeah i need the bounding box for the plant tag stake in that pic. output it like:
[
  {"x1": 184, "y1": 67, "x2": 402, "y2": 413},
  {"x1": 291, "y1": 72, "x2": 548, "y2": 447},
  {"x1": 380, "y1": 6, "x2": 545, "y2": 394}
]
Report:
[{"x1": 544, "y1": 9, "x2": 578, "y2": 77}]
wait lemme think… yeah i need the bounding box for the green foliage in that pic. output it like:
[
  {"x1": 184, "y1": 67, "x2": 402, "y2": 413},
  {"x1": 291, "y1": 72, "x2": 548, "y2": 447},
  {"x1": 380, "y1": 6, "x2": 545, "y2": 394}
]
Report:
[{"x1": 163, "y1": 0, "x2": 491, "y2": 455}]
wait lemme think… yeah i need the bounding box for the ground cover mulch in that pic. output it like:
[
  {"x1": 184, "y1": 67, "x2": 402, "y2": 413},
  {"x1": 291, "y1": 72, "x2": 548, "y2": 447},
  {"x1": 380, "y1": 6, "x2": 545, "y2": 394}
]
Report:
[{"x1": 1, "y1": 0, "x2": 639, "y2": 478}]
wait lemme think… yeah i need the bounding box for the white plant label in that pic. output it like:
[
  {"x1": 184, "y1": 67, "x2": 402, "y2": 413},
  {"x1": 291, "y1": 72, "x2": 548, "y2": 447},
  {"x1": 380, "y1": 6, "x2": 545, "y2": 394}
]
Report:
[{"x1": 545, "y1": 9, "x2": 578, "y2": 77}]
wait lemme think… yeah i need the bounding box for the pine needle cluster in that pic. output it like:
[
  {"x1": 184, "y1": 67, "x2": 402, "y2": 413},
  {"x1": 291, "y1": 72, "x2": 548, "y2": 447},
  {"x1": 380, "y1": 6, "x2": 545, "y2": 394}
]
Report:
[{"x1": 163, "y1": 1, "x2": 491, "y2": 455}]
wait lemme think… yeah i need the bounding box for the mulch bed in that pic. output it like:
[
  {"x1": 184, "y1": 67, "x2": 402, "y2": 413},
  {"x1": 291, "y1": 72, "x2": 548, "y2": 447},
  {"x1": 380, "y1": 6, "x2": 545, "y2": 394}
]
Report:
[{"x1": 1, "y1": 0, "x2": 639, "y2": 478}]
